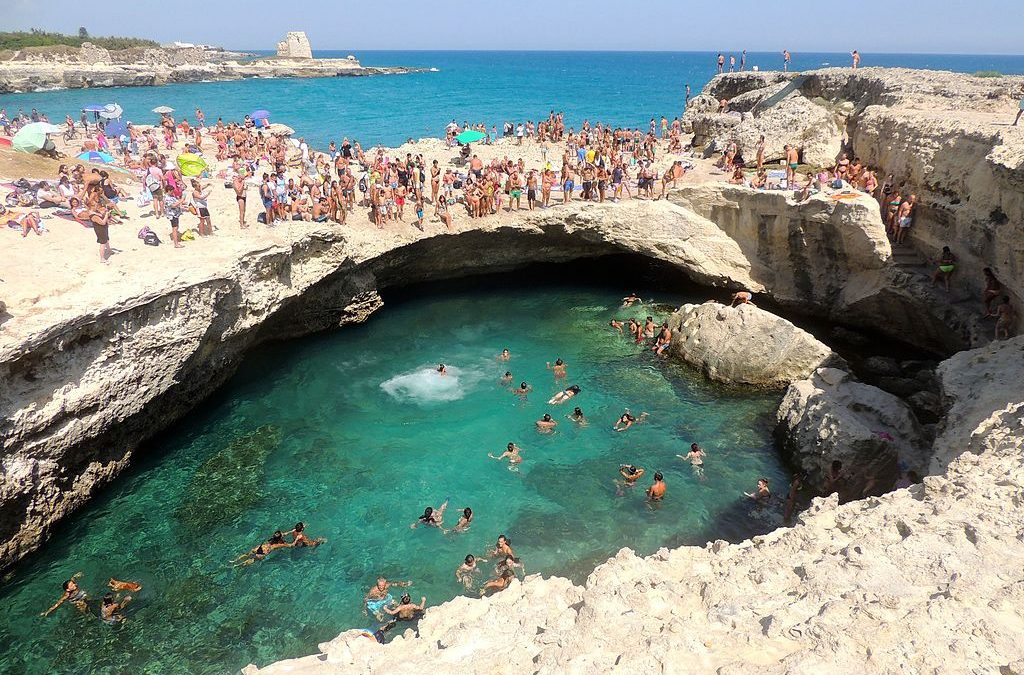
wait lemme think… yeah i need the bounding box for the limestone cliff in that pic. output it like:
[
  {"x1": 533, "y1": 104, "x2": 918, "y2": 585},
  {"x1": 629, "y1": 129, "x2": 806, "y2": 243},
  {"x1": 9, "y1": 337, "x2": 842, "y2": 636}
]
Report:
[{"x1": 684, "y1": 68, "x2": 1024, "y2": 346}]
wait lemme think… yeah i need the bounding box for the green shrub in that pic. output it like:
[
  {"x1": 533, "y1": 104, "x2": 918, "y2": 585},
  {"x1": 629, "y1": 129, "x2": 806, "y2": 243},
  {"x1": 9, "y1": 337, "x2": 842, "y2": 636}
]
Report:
[
  {"x1": 973, "y1": 70, "x2": 1003, "y2": 78},
  {"x1": 0, "y1": 30, "x2": 159, "y2": 51}
]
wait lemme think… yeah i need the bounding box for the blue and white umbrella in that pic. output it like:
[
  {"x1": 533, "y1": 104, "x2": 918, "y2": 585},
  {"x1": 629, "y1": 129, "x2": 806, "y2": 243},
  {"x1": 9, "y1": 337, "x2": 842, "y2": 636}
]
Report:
[{"x1": 251, "y1": 109, "x2": 271, "y2": 120}]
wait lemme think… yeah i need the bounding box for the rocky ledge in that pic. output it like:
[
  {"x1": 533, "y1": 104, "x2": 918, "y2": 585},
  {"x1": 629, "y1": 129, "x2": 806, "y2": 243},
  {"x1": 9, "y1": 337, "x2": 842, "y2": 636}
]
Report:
[{"x1": 0, "y1": 41, "x2": 426, "y2": 93}]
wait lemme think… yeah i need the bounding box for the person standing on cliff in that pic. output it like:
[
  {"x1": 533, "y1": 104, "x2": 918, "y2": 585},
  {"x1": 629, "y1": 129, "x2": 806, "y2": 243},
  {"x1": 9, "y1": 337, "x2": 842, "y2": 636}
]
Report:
[
  {"x1": 895, "y1": 194, "x2": 917, "y2": 245},
  {"x1": 851, "y1": 51, "x2": 861, "y2": 69},
  {"x1": 717, "y1": 53, "x2": 725, "y2": 73},
  {"x1": 740, "y1": 49, "x2": 747, "y2": 71},
  {"x1": 729, "y1": 55, "x2": 736, "y2": 72},
  {"x1": 1014, "y1": 87, "x2": 1024, "y2": 125},
  {"x1": 783, "y1": 50, "x2": 792, "y2": 72}
]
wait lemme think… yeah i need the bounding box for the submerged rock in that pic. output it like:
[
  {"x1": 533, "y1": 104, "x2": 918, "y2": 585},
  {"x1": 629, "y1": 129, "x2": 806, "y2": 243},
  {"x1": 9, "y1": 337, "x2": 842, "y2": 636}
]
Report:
[
  {"x1": 667, "y1": 302, "x2": 842, "y2": 389},
  {"x1": 776, "y1": 367, "x2": 927, "y2": 498}
]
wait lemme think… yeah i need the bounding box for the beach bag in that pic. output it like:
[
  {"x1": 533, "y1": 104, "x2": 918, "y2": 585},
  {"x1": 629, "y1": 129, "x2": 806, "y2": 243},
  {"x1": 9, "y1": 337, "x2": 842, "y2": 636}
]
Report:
[
  {"x1": 181, "y1": 229, "x2": 197, "y2": 241},
  {"x1": 137, "y1": 225, "x2": 151, "y2": 239},
  {"x1": 145, "y1": 173, "x2": 161, "y2": 192},
  {"x1": 136, "y1": 188, "x2": 153, "y2": 207},
  {"x1": 143, "y1": 231, "x2": 160, "y2": 246},
  {"x1": 358, "y1": 177, "x2": 367, "y2": 193}
]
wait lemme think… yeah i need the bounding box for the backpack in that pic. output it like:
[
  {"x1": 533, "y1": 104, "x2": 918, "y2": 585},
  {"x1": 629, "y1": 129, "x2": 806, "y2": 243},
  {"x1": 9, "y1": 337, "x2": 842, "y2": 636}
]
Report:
[
  {"x1": 358, "y1": 177, "x2": 367, "y2": 193},
  {"x1": 145, "y1": 173, "x2": 161, "y2": 191},
  {"x1": 143, "y1": 231, "x2": 161, "y2": 246}
]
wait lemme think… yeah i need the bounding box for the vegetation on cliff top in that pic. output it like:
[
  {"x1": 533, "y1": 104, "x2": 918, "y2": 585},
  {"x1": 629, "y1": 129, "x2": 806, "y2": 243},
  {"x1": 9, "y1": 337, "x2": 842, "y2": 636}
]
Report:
[{"x1": 0, "y1": 29, "x2": 158, "y2": 51}]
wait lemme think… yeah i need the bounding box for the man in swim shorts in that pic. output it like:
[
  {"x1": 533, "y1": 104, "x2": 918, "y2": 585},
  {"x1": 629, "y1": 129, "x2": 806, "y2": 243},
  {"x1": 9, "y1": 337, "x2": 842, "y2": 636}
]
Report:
[
  {"x1": 895, "y1": 194, "x2": 917, "y2": 245},
  {"x1": 646, "y1": 472, "x2": 666, "y2": 501}
]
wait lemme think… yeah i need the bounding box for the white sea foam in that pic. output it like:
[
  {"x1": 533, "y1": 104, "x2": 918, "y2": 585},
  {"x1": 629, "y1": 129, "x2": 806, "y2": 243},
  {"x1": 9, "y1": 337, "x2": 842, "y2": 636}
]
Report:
[{"x1": 380, "y1": 365, "x2": 484, "y2": 404}]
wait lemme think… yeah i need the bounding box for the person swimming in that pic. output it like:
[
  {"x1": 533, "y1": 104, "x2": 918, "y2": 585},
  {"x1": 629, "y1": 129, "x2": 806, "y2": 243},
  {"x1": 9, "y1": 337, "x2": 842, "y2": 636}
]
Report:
[
  {"x1": 548, "y1": 384, "x2": 581, "y2": 404},
  {"x1": 500, "y1": 371, "x2": 513, "y2": 385},
  {"x1": 489, "y1": 443, "x2": 523, "y2": 468},
  {"x1": 609, "y1": 319, "x2": 624, "y2": 333},
  {"x1": 745, "y1": 477, "x2": 771, "y2": 507},
  {"x1": 622, "y1": 292, "x2": 641, "y2": 307},
  {"x1": 41, "y1": 572, "x2": 89, "y2": 617},
  {"x1": 382, "y1": 593, "x2": 426, "y2": 622},
  {"x1": 646, "y1": 472, "x2": 666, "y2": 501},
  {"x1": 490, "y1": 535, "x2": 515, "y2": 559},
  {"x1": 287, "y1": 522, "x2": 325, "y2": 548},
  {"x1": 446, "y1": 507, "x2": 473, "y2": 534},
  {"x1": 613, "y1": 411, "x2": 647, "y2": 432},
  {"x1": 437, "y1": 363, "x2": 447, "y2": 376},
  {"x1": 455, "y1": 553, "x2": 486, "y2": 589},
  {"x1": 512, "y1": 381, "x2": 532, "y2": 396},
  {"x1": 232, "y1": 530, "x2": 292, "y2": 565},
  {"x1": 619, "y1": 464, "x2": 645, "y2": 484},
  {"x1": 365, "y1": 577, "x2": 412, "y2": 620},
  {"x1": 411, "y1": 498, "x2": 450, "y2": 529},
  {"x1": 677, "y1": 443, "x2": 705, "y2": 466},
  {"x1": 547, "y1": 358, "x2": 567, "y2": 379},
  {"x1": 479, "y1": 567, "x2": 516, "y2": 596},
  {"x1": 99, "y1": 592, "x2": 132, "y2": 625},
  {"x1": 108, "y1": 579, "x2": 142, "y2": 593},
  {"x1": 536, "y1": 413, "x2": 557, "y2": 432},
  {"x1": 569, "y1": 407, "x2": 587, "y2": 425},
  {"x1": 498, "y1": 348, "x2": 511, "y2": 362}
]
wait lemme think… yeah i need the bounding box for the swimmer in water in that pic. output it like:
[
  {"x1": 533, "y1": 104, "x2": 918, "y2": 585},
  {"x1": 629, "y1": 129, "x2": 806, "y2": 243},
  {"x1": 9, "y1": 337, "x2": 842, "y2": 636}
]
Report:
[
  {"x1": 498, "y1": 348, "x2": 511, "y2": 362},
  {"x1": 411, "y1": 499, "x2": 450, "y2": 529},
  {"x1": 232, "y1": 530, "x2": 292, "y2": 565},
  {"x1": 446, "y1": 507, "x2": 474, "y2": 534},
  {"x1": 745, "y1": 477, "x2": 771, "y2": 507},
  {"x1": 455, "y1": 554, "x2": 486, "y2": 589},
  {"x1": 646, "y1": 472, "x2": 666, "y2": 501},
  {"x1": 536, "y1": 413, "x2": 557, "y2": 433},
  {"x1": 287, "y1": 522, "x2": 325, "y2": 548},
  {"x1": 512, "y1": 381, "x2": 532, "y2": 397},
  {"x1": 548, "y1": 384, "x2": 581, "y2": 404},
  {"x1": 622, "y1": 292, "x2": 641, "y2": 307},
  {"x1": 41, "y1": 572, "x2": 89, "y2": 616},
  {"x1": 108, "y1": 579, "x2": 142, "y2": 593},
  {"x1": 479, "y1": 567, "x2": 516, "y2": 596},
  {"x1": 546, "y1": 358, "x2": 567, "y2": 379},
  {"x1": 627, "y1": 318, "x2": 641, "y2": 341},
  {"x1": 491, "y1": 535, "x2": 515, "y2": 559},
  {"x1": 643, "y1": 316, "x2": 657, "y2": 339},
  {"x1": 437, "y1": 363, "x2": 447, "y2": 376},
  {"x1": 100, "y1": 592, "x2": 132, "y2": 625},
  {"x1": 613, "y1": 410, "x2": 648, "y2": 432},
  {"x1": 568, "y1": 406, "x2": 587, "y2": 425},
  {"x1": 495, "y1": 553, "x2": 526, "y2": 578},
  {"x1": 500, "y1": 371, "x2": 513, "y2": 385},
  {"x1": 365, "y1": 576, "x2": 411, "y2": 620},
  {"x1": 615, "y1": 464, "x2": 646, "y2": 496},
  {"x1": 677, "y1": 443, "x2": 705, "y2": 465},
  {"x1": 489, "y1": 442, "x2": 523, "y2": 467},
  {"x1": 382, "y1": 593, "x2": 426, "y2": 621},
  {"x1": 609, "y1": 319, "x2": 624, "y2": 334}
]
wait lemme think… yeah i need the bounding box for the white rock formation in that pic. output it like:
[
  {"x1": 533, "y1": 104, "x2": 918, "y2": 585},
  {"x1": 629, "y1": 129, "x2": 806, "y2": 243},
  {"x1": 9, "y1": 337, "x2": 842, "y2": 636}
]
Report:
[
  {"x1": 276, "y1": 31, "x2": 313, "y2": 60},
  {"x1": 776, "y1": 367, "x2": 927, "y2": 496},
  {"x1": 244, "y1": 336, "x2": 1024, "y2": 675},
  {"x1": 668, "y1": 302, "x2": 840, "y2": 388}
]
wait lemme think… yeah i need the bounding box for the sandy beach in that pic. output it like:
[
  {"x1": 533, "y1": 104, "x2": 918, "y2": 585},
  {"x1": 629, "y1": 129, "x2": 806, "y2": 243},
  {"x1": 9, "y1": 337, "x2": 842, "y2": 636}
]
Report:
[{"x1": 0, "y1": 126, "x2": 726, "y2": 347}]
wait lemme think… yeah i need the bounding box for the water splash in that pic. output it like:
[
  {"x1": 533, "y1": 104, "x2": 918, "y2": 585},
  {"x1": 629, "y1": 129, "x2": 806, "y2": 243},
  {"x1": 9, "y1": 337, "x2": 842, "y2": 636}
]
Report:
[{"x1": 380, "y1": 364, "x2": 485, "y2": 404}]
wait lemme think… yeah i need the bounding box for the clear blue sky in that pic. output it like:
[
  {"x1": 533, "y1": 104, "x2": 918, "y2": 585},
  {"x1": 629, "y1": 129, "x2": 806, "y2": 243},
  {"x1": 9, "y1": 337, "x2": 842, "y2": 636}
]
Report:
[{"x1": 4, "y1": 0, "x2": 1022, "y2": 54}]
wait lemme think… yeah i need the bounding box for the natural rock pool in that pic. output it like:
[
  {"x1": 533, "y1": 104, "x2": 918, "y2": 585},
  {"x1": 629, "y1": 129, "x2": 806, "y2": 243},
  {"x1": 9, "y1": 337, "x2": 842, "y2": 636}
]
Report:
[{"x1": 0, "y1": 281, "x2": 788, "y2": 674}]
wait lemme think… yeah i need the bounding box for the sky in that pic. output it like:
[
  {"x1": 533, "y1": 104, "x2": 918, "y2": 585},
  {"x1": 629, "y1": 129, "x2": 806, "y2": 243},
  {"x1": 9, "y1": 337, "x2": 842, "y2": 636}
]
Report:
[{"x1": 3, "y1": 0, "x2": 1022, "y2": 55}]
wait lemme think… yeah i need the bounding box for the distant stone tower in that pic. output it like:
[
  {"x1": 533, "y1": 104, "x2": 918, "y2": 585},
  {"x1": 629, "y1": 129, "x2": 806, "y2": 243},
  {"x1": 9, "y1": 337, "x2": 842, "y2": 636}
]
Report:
[{"x1": 276, "y1": 32, "x2": 313, "y2": 59}]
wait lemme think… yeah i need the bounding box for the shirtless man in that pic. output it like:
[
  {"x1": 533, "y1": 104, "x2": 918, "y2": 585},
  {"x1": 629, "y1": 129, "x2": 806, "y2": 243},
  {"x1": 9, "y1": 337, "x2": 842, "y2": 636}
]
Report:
[
  {"x1": 383, "y1": 594, "x2": 426, "y2": 622},
  {"x1": 233, "y1": 169, "x2": 248, "y2": 228},
  {"x1": 547, "y1": 358, "x2": 567, "y2": 378},
  {"x1": 42, "y1": 572, "x2": 89, "y2": 616},
  {"x1": 895, "y1": 194, "x2": 917, "y2": 245},
  {"x1": 783, "y1": 50, "x2": 792, "y2": 72},
  {"x1": 785, "y1": 145, "x2": 799, "y2": 188},
  {"x1": 622, "y1": 292, "x2": 641, "y2": 307},
  {"x1": 616, "y1": 464, "x2": 646, "y2": 495},
  {"x1": 643, "y1": 317, "x2": 657, "y2": 339},
  {"x1": 536, "y1": 413, "x2": 557, "y2": 433},
  {"x1": 652, "y1": 322, "x2": 672, "y2": 355},
  {"x1": 646, "y1": 472, "x2": 666, "y2": 501},
  {"x1": 851, "y1": 50, "x2": 861, "y2": 69}
]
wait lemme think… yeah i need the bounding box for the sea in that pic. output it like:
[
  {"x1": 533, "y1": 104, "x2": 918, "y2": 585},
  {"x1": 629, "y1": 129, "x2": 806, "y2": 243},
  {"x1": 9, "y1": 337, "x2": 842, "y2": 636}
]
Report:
[{"x1": 2, "y1": 50, "x2": 1023, "y2": 149}]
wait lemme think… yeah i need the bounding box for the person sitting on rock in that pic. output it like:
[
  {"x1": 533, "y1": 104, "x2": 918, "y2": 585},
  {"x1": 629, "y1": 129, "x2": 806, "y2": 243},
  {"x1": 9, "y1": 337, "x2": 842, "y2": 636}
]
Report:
[{"x1": 822, "y1": 460, "x2": 847, "y2": 497}]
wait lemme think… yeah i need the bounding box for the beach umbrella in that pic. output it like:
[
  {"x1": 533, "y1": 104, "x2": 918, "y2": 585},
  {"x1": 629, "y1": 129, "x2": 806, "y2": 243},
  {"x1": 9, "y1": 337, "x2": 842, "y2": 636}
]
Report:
[
  {"x1": 152, "y1": 106, "x2": 175, "y2": 114},
  {"x1": 11, "y1": 122, "x2": 62, "y2": 153},
  {"x1": 105, "y1": 120, "x2": 128, "y2": 138},
  {"x1": 455, "y1": 129, "x2": 486, "y2": 144},
  {"x1": 176, "y1": 153, "x2": 208, "y2": 177},
  {"x1": 77, "y1": 150, "x2": 116, "y2": 164},
  {"x1": 82, "y1": 104, "x2": 107, "y2": 112},
  {"x1": 98, "y1": 103, "x2": 123, "y2": 120},
  {"x1": 251, "y1": 109, "x2": 271, "y2": 120}
]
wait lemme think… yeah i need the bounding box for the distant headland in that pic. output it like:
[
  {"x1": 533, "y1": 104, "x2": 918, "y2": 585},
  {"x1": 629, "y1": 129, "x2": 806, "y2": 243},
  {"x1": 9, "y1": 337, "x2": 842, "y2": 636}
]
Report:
[{"x1": 0, "y1": 30, "x2": 428, "y2": 93}]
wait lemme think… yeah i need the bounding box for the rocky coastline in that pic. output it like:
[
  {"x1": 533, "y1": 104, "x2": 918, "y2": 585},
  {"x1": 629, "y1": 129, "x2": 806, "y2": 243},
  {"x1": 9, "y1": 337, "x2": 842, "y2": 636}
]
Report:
[
  {"x1": 0, "y1": 34, "x2": 427, "y2": 93},
  {"x1": 1, "y1": 67, "x2": 1023, "y2": 673}
]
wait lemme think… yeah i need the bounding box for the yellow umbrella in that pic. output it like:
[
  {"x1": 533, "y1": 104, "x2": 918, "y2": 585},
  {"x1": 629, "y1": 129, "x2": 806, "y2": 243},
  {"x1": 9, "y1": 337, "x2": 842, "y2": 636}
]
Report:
[{"x1": 176, "y1": 153, "x2": 208, "y2": 177}]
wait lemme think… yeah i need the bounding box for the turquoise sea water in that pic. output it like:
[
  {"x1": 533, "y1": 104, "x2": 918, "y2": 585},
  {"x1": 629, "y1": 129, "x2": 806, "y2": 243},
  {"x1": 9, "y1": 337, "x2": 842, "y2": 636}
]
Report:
[
  {"x1": 0, "y1": 282, "x2": 786, "y2": 674},
  {"x1": 3, "y1": 51, "x2": 1024, "y2": 149}
]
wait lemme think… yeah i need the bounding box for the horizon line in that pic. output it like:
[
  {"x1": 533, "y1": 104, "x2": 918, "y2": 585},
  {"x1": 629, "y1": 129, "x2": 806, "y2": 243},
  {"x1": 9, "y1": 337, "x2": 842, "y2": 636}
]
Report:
[{"x1": 233, "y1": 47, "x2": 1024, "y2": 58}]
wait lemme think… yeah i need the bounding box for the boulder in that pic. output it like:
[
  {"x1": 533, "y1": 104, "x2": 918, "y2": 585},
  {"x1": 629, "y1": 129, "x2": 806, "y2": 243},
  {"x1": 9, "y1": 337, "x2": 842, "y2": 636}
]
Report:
[
  {"x1": 776, "y1": 367, "x2": 928, "y2": 498},
  {"x1": 667, "y1": 302, "x2": 842, "y2": 389},
  {"x1": 860, "y1": 356, "x2": 902, "y2": 378}
]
